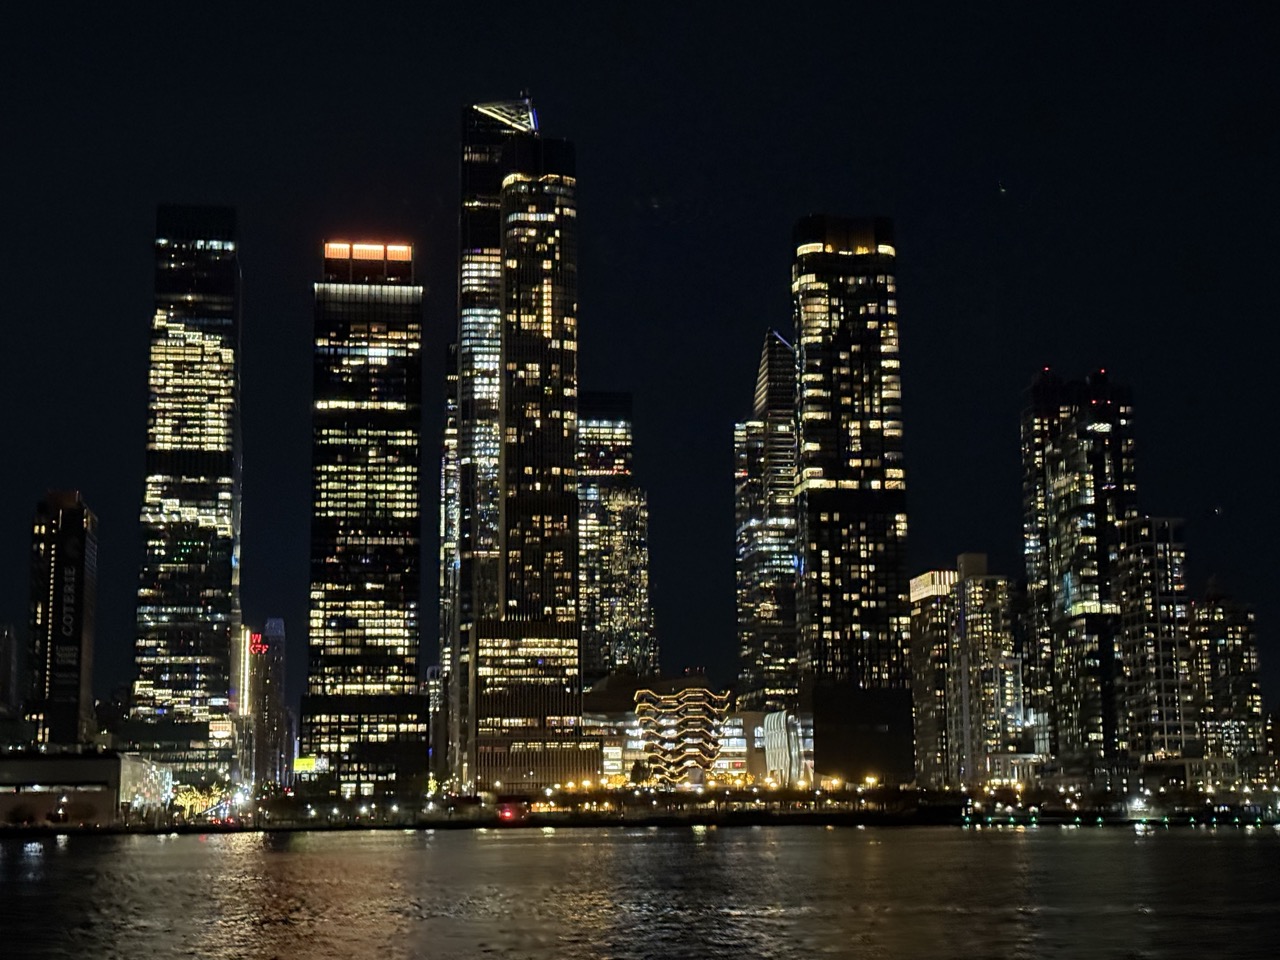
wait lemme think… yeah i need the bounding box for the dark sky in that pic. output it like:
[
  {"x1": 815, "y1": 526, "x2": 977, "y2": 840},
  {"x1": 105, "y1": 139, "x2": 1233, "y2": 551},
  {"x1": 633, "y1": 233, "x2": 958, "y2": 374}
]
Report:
[{"x1": 3, "y1": 5, "x2": 1278, "y2": 707}]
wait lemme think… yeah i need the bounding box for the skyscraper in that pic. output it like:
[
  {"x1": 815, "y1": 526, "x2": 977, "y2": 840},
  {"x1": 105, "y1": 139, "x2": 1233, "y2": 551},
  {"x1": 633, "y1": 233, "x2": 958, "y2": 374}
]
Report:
[
  {"x1": 444, "y1": 98, "x2": 541, "y2": 784},
  {"x1": 1021, "y1": 369, "x2": 1137, "y2": 774},
  {"x1": 28, "y1": 491, "x2": 98, "y2": 746},
  {"x1": 946, "y1": 554, "x2": 1024, "y2": 787},
  {"x1": 298, "y1": 241, "x2": 427, "y2": 799},
  {"x1": 131, "y1": 204, "x2": 241, "y2": 783},
  {"x1": 791, "y1": 215, "x2": 912, "y2": 783},
  {"x1": 464, "y1": 131, "x2": 595, "y2": 791},
  {"x1": 253, "y1": 618, "x2": 291, "y2": 786},
  {"x1": 1114, "y1": 517, "x2": 1200, "y2": 762},
  {"x1": 579, "y1": 391, "x2": 657, "y2": 686},
  {"x1": 1192, "y1": 582, "x2": 1265, "y2": 761},
  {"x1": 908, "y1": 570, "x2": 957, "y2": 788},
  {"x1": 734, "y1": 329, "x2": 798, "y2": 712}
]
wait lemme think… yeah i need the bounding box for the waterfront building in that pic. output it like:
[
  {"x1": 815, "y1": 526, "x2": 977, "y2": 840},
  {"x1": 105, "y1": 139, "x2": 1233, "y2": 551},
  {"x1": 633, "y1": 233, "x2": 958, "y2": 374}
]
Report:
[
  {"x1": 1021, "y1": 369, "x2": 1137, "y2": 773},
  {"x1": 298, "y1": 241, "x2": 428, "y2": 799},
  {"x1": 579, "y1": 391, "x2": 657, "y2": 686},
  {"x1": 908, "y1": 569, "x2": 957, "y2": 788},
  {"x1": 791, "y1": 215, "x2": 913, "y2": 784},
  {"x1": 229, "y1": 620, "x2": 291, "y2": 786},
  {"x1": 1192, "y1": 582, "x2": 1265, "y2": 762},
  {"x1": 130, "y1": 204, "x2": 241, "y2": 784},
  {"x1": 712, "y1": 712, "x2": 769, "y2": 784},
  {"x1": 27, "y1": 491, "x2": 98, "y2": 746},
  {"x1": 633, "y1": 677, "x2": 730, "y2": 786},
  {"x1": 947, "y1": 555, "x2": 1026, "y2": 787},
  {"x1": 734, "y1": 329, "x2": 799, "y2": 713},
  {"x1": 444, "y1": 98, "x2": 540, "y2": 785},
  {"x1": 762, "y1": 710, "x2": 814, "y2": 787},
  {"x1": 452, "y1": 120, "x2": 596, "y2": 792},
  {"x1": 1114, "y1": 518, "x2": 1200, "y2": 763},
  {"x1": 0, "y1": 752, "x2": 172, "y2": 826},
  {"x1": 581, "y1": 675, "x2": 653, "y2": 785}
]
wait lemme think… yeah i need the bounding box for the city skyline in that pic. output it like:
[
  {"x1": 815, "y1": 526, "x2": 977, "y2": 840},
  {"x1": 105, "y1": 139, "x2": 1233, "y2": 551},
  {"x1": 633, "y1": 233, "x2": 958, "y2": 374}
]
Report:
[{"x1": 3, "y1": 6, "x2": 1277, "y2": 709}]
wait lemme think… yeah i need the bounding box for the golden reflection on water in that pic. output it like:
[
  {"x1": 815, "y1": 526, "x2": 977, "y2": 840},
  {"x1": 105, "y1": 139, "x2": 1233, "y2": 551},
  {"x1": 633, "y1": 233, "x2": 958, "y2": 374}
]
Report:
[{"x1": 1, "y1": 827, "x2": 1277, "y2": 960}]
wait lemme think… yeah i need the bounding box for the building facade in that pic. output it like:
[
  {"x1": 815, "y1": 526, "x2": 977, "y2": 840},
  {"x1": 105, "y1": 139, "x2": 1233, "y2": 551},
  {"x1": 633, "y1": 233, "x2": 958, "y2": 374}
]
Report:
[
  {"x1": 444, "y1": 99, "x2": 542, "y2": 785},
  {"x1": 298, "y1": 241, "x2": 428, "y2": 799},
  {"x1": 131, "y1": 205, "x2": 242, "y2": 783},
  {"x1": 791, "y1": 215, "x2": 912, "y2": 784},
  {"x1": 579, "y1": 391, "x2": 656, "y2": 687},
  {"x1": 947, "y1": 555, "x2": 1025, "y2": 787},
  {"x1": 1115, "y1": 517, "x2": 1200, "y2": 762},
  {"x1": 1021, "y1": 369, "x2": 1137, "y2": 773},
  {"x1": 1192, "y1": 583, "x2": 1265, "y2": 761},
  {"x1": 734, "y1": 330, "x2": 799, "y2": 713},
  {"x1": 28, "y1": 491, "x2": 98, "y2": 746},
  {"x1": 908, "y1": 570, "x2": 957, "y2": 788},
  {"x1": 467, "y1": 134, "x2": 594, "y2": 791}
]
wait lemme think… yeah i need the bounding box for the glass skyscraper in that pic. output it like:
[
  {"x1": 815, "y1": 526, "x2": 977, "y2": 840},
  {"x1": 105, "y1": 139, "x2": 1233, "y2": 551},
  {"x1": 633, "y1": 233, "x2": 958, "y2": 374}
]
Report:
[
  {"x1": 468, "y1": 134, "x2": 593, "y2": 791},
  {"x1": 298, "y1": 241, "x2": 427, "y2": 799},
  {"x1": 579, "y1": 391, "x2": 657, "y2": 686},
  {"x1": 791, "y1": 215, "x2": 913, "y2": 784},
  {"x1": 131, "y1": 204, "x2": 241, "y2": 784},
  {"x1": 1021, "y1": 369, "x2": 1137, "y2": 772},
  {"x1": 734, "y1": 329, "x2": 798, "y2": 712},
  {"x1": 443, "y1": 98, "x2": 541, "y2": 784}
]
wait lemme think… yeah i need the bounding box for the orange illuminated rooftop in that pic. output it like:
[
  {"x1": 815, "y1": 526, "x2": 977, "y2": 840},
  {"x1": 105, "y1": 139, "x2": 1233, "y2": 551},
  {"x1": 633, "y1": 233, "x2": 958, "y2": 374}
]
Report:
[{"x1": 324, "y1": 241, "x2": 413, "y2": 261}]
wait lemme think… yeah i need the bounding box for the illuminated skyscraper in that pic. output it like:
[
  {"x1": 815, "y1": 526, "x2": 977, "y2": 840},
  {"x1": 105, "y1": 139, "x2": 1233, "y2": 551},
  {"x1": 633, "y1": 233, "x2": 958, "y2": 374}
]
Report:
[
  {"x1": 908, "y1": 570, "x2": 956, "y2": 788},
  {"x1": 946, "y1": 555, "x2": 1025, "y2": 787},
  {"x1": 444, "y1": 98, "x2": 540, "y2": 782},
  {"x1": 1021, "y1": 369, "x2": 1137, "y2": 772},
  {"x1": 1115, "y1": 517, "x2": 1200, "y2": 762},
  {"x1": 298, "y1": 241, "x2": 427, "y2": 799},
  {"x1": 734, "y1": 329, "x2": 798, "y2": 712},
  {"x1": 465, "y1": 133, "x2": 595, "y2": 790},
  {"x1": 28, "y1": 491, "x2": 98, "y2": 746},
  {"x1": 791, "y1": 216, "x2": 912, "y2": 784},
  {"x1": 131, "y1": 205, "x2": 241, "y2": 783},
  {"x1": 579, "y1": 391, "x2": 657, "y2": 686},
  {"x1": 1192, "y1": 582, "x2": 1265, "y2": 761}
]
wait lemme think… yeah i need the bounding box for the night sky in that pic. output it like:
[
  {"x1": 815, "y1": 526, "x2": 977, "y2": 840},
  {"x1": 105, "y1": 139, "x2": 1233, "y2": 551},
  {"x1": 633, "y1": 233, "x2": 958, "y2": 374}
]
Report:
[{"x1": 3, "y1": 5, "x2": 1278, "y2": 707}]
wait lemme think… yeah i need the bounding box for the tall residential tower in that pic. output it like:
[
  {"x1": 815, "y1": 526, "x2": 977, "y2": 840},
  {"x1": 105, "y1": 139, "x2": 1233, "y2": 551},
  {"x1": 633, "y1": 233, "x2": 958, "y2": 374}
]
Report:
[
  {"x1": 791, "y1": 216, "x2": 912, "y2": 783},
  {"x1": 1021, "y1": 369, "x2": 1137, "y2": 773}
]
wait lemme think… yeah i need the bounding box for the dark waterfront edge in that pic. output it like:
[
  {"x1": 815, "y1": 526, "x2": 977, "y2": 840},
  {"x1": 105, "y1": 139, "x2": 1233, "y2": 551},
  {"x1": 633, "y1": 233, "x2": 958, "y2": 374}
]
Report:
[{"x1": 1, "y1": 809, "x2": 1270, "y2": 839}]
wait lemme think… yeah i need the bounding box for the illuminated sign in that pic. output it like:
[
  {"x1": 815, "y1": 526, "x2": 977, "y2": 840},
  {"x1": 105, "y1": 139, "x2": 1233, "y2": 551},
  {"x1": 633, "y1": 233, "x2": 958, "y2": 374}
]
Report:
[
  {"x1": 293, "y1": 757, "x2": 316, "y2": 773},
  {"x1": 249, "y1": 632, "x2": 268, "y2": 655}
]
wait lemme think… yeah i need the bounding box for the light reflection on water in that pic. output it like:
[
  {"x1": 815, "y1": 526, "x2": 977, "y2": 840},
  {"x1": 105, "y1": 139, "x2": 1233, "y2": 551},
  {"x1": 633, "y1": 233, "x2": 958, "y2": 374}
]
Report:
[{"x1": 2, "y1": 826, "x2": 1278, "y2": 959}]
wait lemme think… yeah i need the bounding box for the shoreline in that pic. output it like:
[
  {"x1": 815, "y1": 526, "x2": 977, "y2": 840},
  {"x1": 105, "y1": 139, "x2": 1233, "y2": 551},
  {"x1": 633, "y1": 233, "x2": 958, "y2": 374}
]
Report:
[{"x1": 2, "y1": 809, "x2": 1270, "y2": 838}]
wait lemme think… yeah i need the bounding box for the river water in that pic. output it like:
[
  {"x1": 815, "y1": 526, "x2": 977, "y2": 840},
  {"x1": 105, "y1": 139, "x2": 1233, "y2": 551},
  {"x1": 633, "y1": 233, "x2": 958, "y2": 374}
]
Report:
[{"x1": 2, "y1": 825, "x2": 1277, "y2": 959}]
